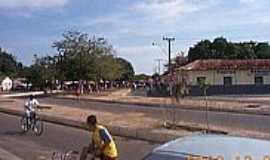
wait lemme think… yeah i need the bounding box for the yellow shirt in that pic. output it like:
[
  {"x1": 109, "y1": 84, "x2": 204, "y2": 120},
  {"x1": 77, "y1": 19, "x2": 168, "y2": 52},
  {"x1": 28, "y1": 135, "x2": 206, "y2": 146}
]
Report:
[{"x1": 92, "y1": 124, "x2": 118, "y2": 158}]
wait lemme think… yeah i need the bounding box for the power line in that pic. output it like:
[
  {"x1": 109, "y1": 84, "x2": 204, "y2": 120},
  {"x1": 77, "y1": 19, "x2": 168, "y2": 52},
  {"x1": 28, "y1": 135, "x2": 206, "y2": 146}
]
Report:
[{"x1": 152, "y1": 42, "x2": 167, "y2": 57}]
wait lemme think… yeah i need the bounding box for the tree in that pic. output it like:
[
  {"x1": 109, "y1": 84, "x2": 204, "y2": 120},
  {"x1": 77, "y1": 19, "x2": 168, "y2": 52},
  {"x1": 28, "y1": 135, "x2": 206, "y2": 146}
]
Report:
[
  {"x1": 133, "y1": 74, "x2": 150, "y2": 81},
  {"x1": 188, "y1": 40, "x2": 212, "y2": 61},
  {"x1": 187, "y1": 37, "x2": 270, "y2": 61},
  {"x1": 255, "y1": 42, "x2": 270, "y2": 58},
  {"x1": 52, "y1": 30, "x2": 128, "y2": 82},
  {"x1": 0, "y1": 48, "x2": 19, "y2": 77},
  {"x1": 95, "y1": 55, "x2": 122, "y2": 81},
  {"x1": 52, "y1": 30, "x2": 94, "y2": 81},
  {"x1": 116, "y1": 58, "x2": 135, "y2": 81},
  {"x1": 0, "y1": 30, "x2": 135, "y2": 91},
  {"x1": 238, "y1": 42, "x2": 256, "y2": 59},
  {"x1": 28, "y1": 64, "x2": 43, "y2": 90},
  {"x1": 211, "y1": 37, "x2": 227, "y2": 58}
]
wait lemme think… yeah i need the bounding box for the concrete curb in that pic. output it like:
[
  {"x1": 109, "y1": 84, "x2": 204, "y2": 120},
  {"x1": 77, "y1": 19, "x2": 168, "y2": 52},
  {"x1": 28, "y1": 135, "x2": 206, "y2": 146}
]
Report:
[
  {"x1": 0, "y1": 90, "x2": 63, "y2": 99},
  {"x1": 53, "y1": 96, "x2": 270, "y2": 116},
  {"x1": 0, "y1": 148, "x2": 22, "y2": 160},
  {"x1": 0, "y1": 107, "x2": 181, "y2": 143}
]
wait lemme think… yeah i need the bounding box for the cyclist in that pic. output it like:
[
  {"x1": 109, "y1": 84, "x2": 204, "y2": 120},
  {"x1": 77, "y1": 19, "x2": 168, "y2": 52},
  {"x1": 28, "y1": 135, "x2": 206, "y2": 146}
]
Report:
[
  {"x1": 80, "y1": 115, "x2": 118, "y2": 160},
  {"x1": 24, "y1": 95, "x2": 40, "y2": 125}
]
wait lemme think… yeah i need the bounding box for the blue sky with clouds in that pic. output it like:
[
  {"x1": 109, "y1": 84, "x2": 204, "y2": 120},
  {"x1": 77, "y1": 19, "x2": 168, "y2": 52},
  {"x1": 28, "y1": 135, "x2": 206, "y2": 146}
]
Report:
[{"x1": 1, "y1": 0, "x2": 270, "y2": 74}]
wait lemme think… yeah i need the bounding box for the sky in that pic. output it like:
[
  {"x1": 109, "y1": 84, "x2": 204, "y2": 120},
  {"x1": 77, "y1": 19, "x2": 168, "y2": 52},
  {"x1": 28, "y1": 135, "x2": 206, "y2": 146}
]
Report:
[{"x1": 1, "y1": 0, "x2": 270, "y2": 74}]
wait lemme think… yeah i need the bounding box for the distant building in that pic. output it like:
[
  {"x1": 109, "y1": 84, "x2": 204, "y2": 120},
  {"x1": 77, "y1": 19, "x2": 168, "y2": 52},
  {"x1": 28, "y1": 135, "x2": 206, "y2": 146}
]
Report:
[{"x1": 179, "y1": 59, "x2": 270, "y2": 95}]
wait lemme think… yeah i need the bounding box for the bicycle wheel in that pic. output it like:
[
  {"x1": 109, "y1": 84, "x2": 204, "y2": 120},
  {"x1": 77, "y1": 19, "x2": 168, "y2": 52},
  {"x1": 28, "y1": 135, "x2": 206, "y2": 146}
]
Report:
[
  {"x1": 20, "y1": 115, "x2": 28, "y2": 132},
  {"x1": 33, "y1": 119, "x2": 44, "y2": 136},
  {"x1": 64, "y1": 150, "x2": 79, "y2": 160},
  {"x1": 51, "y1": 152, "x2": 62, "y2": 160}
]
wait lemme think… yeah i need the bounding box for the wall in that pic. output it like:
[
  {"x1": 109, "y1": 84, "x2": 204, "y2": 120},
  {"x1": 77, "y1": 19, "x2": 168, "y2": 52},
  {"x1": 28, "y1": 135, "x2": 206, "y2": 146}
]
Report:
[
  {"x1": 147, "y1": 69, "x2": 270, "y2": 97},
  {"x1": 185, "y1": 69, "x2": 270, "y2": 96},
  {"x1": 187, "y1": 70, "x2": 270, "y2": 86},
  {"x1": 189, "y1": 85, "x2": 270, "y2": 96}
]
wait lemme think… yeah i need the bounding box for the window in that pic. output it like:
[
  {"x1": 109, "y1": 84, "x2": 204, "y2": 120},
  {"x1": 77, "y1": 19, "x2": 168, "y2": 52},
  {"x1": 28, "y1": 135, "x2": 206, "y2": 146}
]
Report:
[
  {"x1": 197, "y1": 77, "x2": 206, "y2": 85},
  {"x1": 224, "y1": 76, "x2": 232, "y2": 86},
  {"x1": 255, "y1": 76, "x2": 264, "y2": 85}
]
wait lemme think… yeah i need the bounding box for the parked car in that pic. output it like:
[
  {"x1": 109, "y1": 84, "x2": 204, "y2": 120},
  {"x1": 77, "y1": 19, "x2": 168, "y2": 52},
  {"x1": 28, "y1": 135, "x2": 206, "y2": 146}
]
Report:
[{"x1": 143, "y1": 133, "x2": 270, "y2": 160}]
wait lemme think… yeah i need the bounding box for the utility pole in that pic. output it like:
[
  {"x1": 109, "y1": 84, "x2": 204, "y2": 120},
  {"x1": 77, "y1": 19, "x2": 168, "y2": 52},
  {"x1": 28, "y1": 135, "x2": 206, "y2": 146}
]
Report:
[
  {"x1": 155, "y1": 59, "x2": 163, "y2": 75},
  {"x1": 58, "y1": 51, "x2": 64, "y2": 90},
  {"x1": 163, "y1": 37, "x2": 175, "y2": 74}
]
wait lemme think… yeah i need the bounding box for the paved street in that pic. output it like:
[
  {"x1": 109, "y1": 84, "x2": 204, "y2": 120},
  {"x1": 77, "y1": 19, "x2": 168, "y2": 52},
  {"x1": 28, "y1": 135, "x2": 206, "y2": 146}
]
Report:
[
  {"x1": 40, "y1": 97, "x2": 270, "y2": 135},
  {"x1": 2, "y1": 96, "x2": 270, "y2": 160},
  {"x1": 0, "y1": 113, "x2": 158, "y2": 160}
]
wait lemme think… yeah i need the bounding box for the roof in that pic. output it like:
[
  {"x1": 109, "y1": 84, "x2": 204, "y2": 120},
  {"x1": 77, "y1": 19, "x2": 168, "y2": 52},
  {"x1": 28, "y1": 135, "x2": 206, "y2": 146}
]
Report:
[
  {"x1": 180, "y1": 59, "x2": 270, "y2": 71},
  {"x1": 151, "y1": 133, "x2": 270, "y2": 159}
]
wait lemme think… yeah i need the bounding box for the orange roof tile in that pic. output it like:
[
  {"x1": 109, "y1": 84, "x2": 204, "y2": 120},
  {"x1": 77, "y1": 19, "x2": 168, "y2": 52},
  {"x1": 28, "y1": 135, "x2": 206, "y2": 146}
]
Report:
[{"x1": 180, "y1": 59, "x2": 270, "y2": 71}]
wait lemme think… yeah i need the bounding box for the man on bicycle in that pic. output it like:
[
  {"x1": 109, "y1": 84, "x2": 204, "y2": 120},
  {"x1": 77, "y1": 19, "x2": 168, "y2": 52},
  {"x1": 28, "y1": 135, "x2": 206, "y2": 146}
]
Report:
[
  {"x1": 80, "y1": 115, "x2": 118, "y2": 160},
  {"x1": 24, "y1": 95, "x2": 40, "y2": 125}
]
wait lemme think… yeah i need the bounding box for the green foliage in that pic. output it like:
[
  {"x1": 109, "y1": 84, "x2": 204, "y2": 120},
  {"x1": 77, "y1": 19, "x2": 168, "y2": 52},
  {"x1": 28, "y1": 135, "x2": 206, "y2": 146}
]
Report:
[
  {"x1": 51, "y1": 30, "x2": 134, "y2": 82},
  {"x1": 197, "y1": 80, "x2": 209, "y2": 96},
  {"x1": 0, "y1": 30, "x2": 136, "y2": 90},
  {"x1": 188, "y1": 37, "x2": 270, "y2": 61},
  {"x1": 95, "y1": 55, "x2": 122, "y2": 80},
  {"x1": 23, "y1": 55, "x2": 54, "y2": 89},
  {"x1": 255, "y1": 43, "x2": 270, "y2": 58},
  {"x1": 0, "y1": 48, "x2": 20, "y2": 77},
  {"x1": 116, "y1": 58, "x2": 135, "y2": 80},
  {"x1": 133, "y1": 74, "x2": 150, "y2": 81},
  {"x1": 28, "y1": 65, "x2": 44, "y2": 89},
  {"x1": 0, "y1": 30, "x2": 135, "y2": 89}
]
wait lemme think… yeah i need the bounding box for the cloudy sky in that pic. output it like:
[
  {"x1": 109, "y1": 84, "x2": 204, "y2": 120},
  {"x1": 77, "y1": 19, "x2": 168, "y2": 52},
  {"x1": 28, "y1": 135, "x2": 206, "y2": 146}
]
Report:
[{"x1": 1, "y1": 0, "x2": 270, "y2": 74}]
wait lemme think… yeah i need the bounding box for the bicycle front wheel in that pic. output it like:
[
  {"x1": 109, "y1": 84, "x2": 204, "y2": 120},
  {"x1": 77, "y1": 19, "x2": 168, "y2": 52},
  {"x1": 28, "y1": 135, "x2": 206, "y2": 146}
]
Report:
[
  {"x1": 20, "y1": 115, "x2": 28, "y2": 132},
  {"x1": 33, "y1": 119, "x2": 44, "y2": 136}
]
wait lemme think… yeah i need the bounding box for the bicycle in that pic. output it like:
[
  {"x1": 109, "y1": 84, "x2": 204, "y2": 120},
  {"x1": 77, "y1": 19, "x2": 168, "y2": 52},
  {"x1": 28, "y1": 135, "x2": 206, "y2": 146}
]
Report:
[
  {"x1": 51, "y1": 150, "x2": 79, "y2": 160},
  {"x1": 20, "y1": 109, "x2": 44, "y2": 136},
  {"x1": 51, "y1": 149, "x2": 98, "y2": 160}
]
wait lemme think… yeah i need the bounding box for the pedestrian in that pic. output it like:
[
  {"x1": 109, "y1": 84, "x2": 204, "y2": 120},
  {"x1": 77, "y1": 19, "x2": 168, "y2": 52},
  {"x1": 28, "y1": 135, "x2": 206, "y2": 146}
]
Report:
[{"x1": 80, "y1": 115, "x2": 118, "y2": 160}]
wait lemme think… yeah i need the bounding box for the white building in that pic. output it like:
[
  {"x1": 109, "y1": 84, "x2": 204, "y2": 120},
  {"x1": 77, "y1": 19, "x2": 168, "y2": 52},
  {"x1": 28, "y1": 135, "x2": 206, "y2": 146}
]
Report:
[{"x1": 179, "y1": 59, "x2": 270, "y2": 95}]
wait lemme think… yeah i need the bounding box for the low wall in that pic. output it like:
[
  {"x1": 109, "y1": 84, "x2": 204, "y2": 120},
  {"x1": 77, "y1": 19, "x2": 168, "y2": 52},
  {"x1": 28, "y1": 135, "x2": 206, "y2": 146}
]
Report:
[
  {"x1": 146, "y1": 85, "x2": 270, "y2": 97},
  {"x1": 189, "y1": 85, "x2": 270, "y2": 96}
]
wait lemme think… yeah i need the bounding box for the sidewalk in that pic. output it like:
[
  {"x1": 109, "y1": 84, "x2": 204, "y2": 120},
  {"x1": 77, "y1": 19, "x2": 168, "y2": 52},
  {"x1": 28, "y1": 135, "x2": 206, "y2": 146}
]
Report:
[
  {"x1": 0, "y1": 147, "x2": 22, "y2": 160},
  {"x1": 57, "y1": 89, "x2": 270, "y2": 116}
]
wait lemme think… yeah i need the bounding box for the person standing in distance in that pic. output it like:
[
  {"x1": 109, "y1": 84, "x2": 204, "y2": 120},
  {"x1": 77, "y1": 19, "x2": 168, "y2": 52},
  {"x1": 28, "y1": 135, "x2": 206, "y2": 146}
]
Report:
[{"x1": 80, "y1": 115, "x2": 118, "y2": 160}]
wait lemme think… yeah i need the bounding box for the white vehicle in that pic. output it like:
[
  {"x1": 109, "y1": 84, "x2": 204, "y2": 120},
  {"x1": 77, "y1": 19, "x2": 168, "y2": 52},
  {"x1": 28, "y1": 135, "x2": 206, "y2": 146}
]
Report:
[
  {"x1": 1, "y1": 77, "x2": 12, "y2": 91},
  {"x1": 143, "y1": 134, "x2": 270, "y2": 160}
]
